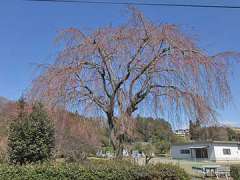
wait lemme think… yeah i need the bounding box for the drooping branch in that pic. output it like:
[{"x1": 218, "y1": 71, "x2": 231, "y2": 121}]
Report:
[{"x1": 29, "y1": 7, "x2": 236, "y2": 155}]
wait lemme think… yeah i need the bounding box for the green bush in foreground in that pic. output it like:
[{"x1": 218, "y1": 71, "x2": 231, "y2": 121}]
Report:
[
  {"x1": 8, "y1": 101, "x2": 55, "y2": 165},
  {"x1": 230, "y1": 165, "x2": 240, "y2": 180},
  {"x1": 0, "y1": 160, "x2": 190, "y2": 180}
]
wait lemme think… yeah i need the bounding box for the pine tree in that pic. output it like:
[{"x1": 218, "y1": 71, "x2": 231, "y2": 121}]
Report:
[
  {"x1": 189, "y1": 119, "x2": 201, "y2": 141},
  {"x1": 8, "y1": 101, "x2": 54, "y2": 164}
]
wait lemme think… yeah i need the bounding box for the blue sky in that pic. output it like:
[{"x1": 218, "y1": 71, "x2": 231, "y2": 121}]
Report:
[{"x1": 0, "y1": 0, "x2": 240, "y2": 127}]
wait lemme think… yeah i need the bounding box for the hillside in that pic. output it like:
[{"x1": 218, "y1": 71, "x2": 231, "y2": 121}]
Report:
[
  {"x1": 0, "y1": 98, "x2": 105, "y2": 155},
  {"x1": 0, "y1": 97, "x2": 13, "y2": 151},
  {"x1": 0, "y1": 97, "x2": 10, "y2": 113},
  {"x1": 0, "y1": 97, "x2": 13, "y2": 133},
  {"x1": 0, "y1": 97, "x2": 10, "y2": 104}
]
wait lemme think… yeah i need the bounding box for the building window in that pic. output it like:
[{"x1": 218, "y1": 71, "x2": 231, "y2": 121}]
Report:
[
  {"x1": 223, "y1": 149, "x2": 231, "y2": 155},
  {"x1": 180, "y1": 149, "x2": 190, "y2": 154}
]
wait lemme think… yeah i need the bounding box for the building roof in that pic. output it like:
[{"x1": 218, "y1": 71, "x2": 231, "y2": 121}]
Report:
[
  {"x1": 231, "y1": 127, "x2": 240, "y2": 133},
  {"x1": 188, "y1": 145, "x2": 209, "y2": 149},
  {"x1": 172, "y1": 141, "x2": 240, "y2": 146}
]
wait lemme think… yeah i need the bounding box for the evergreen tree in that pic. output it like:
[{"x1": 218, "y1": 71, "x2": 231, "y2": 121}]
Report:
[
  {"x1": 8, "y1": 101, "x2": 54, "y2": 164},
  {"x1": 189, "y1": 119, "x2": 201, "y2": 141}
]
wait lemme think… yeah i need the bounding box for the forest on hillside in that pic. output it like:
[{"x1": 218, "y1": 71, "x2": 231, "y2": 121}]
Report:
[
  {"x1": 1, "y1": 96, "x2": 239, "y2": 161},
  {"x1": 0, "y1": 97, "x2": 184, "y2": 159}
]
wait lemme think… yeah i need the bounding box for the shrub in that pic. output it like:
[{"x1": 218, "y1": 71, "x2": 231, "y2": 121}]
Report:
[
  {"x1": 148, "y1": 163, "x2": 190, "y2": 180},
  {"x1": 8, "y1": 102, "x2": 55, "y2": 164},
  {"x1": 65, "y1": 150, "x2": 88, "y2": 163},
  {"x1": 0, "y1": 150, "x2": 7, "y2": 163},
  {"x1": 0, "y1": 160, "x2": 190, "y2": 180},
  {"x1": 230, "y1": 165, "x2": 240, "y2": 180},
  {"x1": 56, "y1": 135, "x2": 94, "y2": 162}
]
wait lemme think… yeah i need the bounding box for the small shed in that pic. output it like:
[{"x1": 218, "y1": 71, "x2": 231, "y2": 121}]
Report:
[{"x1": 171, "y1": 141, "x2": 240, "y2": 162}]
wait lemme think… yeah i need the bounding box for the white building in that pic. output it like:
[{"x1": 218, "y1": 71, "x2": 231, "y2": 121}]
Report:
[
  {"x1": 175, "y1": 129, "x2": 189, "y2": 137},
  {"x1": 171, "y1": 141, "x2": 240, "y2": 162}
]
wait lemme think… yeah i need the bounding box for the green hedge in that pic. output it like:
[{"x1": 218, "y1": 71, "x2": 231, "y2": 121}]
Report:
[
  {"x1": 0, "y1": 160, "x2": 190, "y2": 180},
  {"x1": 230, "y1": 165, "x2": 240, "y2": 180}
]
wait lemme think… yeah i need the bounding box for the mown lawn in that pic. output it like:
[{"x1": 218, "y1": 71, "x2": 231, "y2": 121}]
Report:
[{"x1": 147, "y1": 157, "x2": 235, "y2": 179}]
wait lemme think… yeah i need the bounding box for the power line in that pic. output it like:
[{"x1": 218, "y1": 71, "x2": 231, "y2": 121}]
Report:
[{"x1": 27, "y1": 0, "x2": 240, "y2": 9}]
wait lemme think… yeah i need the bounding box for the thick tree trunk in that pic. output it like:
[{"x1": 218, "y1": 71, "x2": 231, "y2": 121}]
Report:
[
  {"x1": 106, "y1": 108, "x2": 135, "y2": 159},
  {"x1": 116, "y1": 134, "x2": 124, "y2": 159},
  {"x1": 116, "y1": 111, "x2": 134, "y2": 159},
  {"x1": 107, "y1": 112, "x2": 116, "y2": 151}
]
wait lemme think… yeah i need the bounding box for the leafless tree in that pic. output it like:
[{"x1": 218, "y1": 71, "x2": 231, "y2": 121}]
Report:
[{"x1": 30, "y1": 7, "x2": 236, "y2": 156}]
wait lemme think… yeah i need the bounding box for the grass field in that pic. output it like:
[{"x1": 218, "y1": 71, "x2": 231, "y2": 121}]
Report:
[{"x1": 137, "y1": 157, "x2": 238, "y2": 179}]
